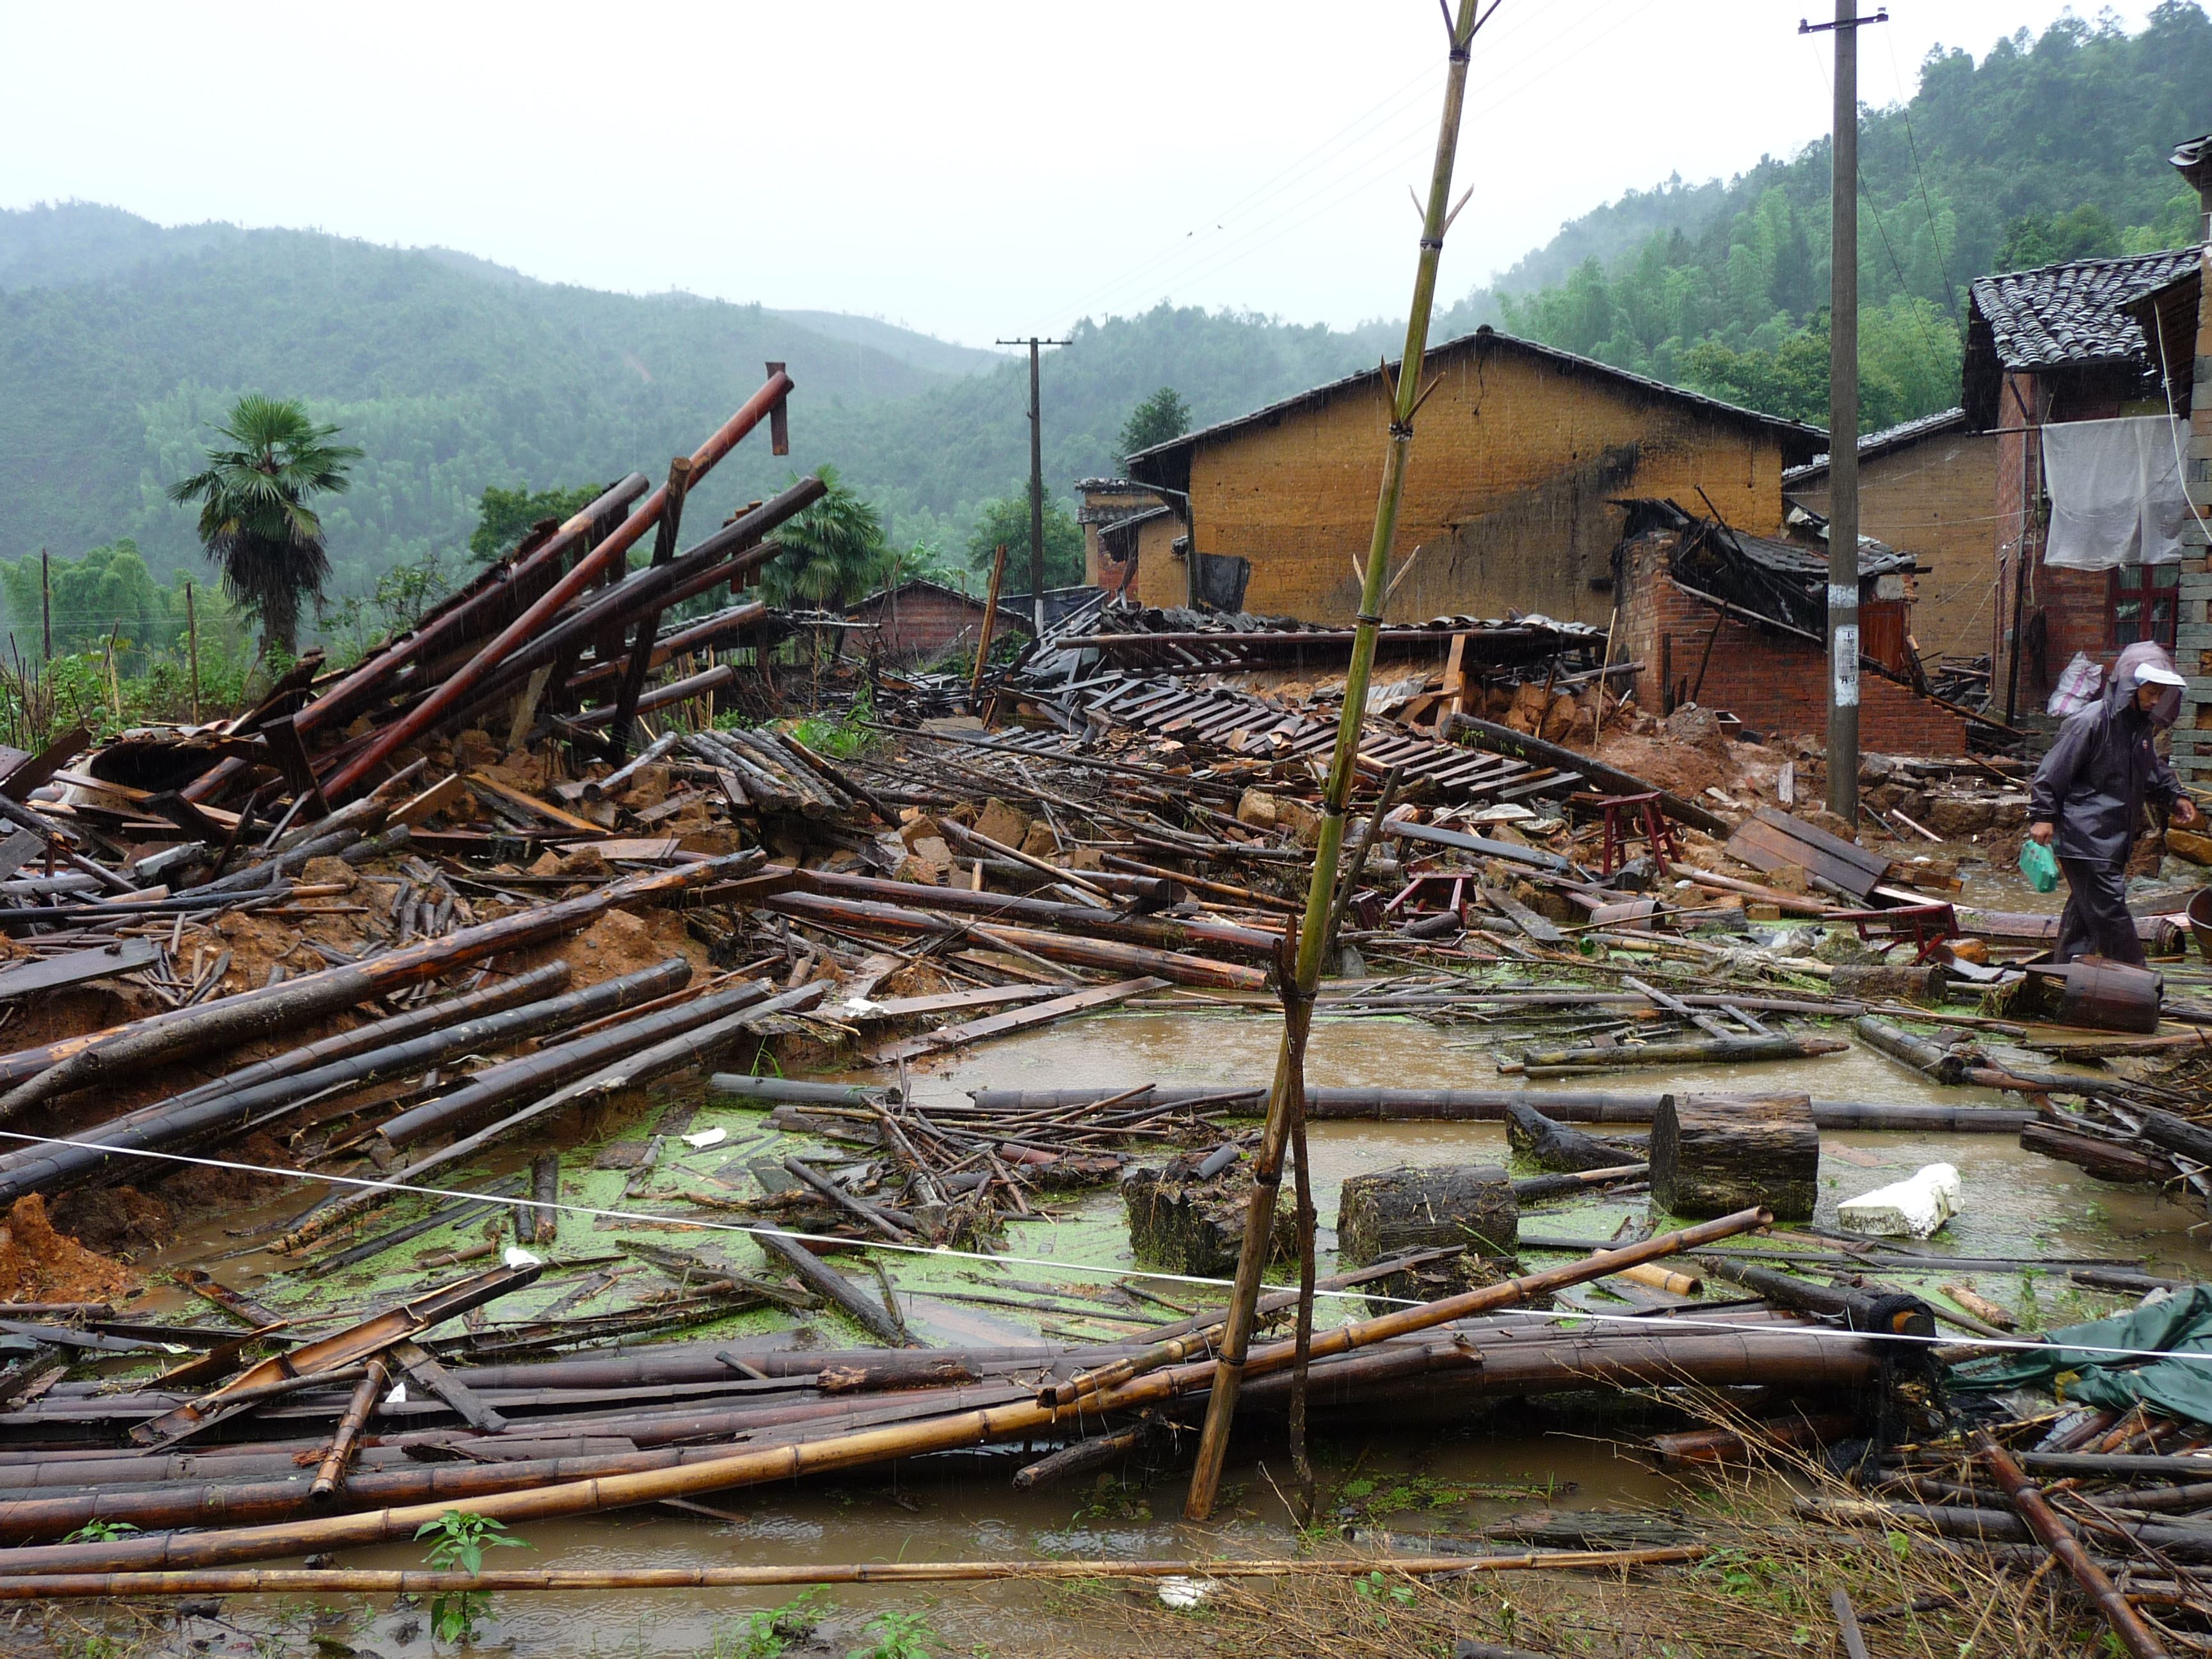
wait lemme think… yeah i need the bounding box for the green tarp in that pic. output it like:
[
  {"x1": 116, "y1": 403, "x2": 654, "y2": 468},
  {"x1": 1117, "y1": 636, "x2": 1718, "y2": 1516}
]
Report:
[{"x1": 1950, "y1": 1284, "x2": 2212, "y2": 1427}]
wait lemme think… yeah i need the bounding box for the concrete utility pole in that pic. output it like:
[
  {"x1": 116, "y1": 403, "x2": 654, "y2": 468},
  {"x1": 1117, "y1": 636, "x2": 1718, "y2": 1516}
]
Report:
[
  {"x1": 995, "y1": 336, "x2": 1068, "y2": 636},
  {"x1": 1802, "y1": 3, "x2": 1885, "y2": 824}
]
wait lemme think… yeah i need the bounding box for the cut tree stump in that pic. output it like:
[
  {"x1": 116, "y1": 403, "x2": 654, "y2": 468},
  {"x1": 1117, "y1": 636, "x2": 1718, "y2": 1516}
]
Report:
[
  {"x1": 1338, "y1": 1164, "x2": 1517, "y2": 1263},
  {"x1": 1651, "y1": 1093, "x2": 1818, "y2": 1221},
  {"x1": 1122, "y1": 1160, "x2": 1293, "y2": 1277}
]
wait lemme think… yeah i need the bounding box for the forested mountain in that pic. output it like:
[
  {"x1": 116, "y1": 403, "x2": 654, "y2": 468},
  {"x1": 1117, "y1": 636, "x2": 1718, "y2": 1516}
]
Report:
[
  {"x1": 1438, "y1": 4, "x2": 2212, "y2": 429},
  {"x1": 3, "y1": 6, "x2": 2209, "y2": 640}
]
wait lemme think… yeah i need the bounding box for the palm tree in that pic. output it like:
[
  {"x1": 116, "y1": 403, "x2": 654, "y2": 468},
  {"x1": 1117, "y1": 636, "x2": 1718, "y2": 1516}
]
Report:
[
  {"x1": 167, "y1": 394, "x2": 362, "y2": 656},
  {"x1": 757, "y1": 466, "x2": 888, "y2": 613}
]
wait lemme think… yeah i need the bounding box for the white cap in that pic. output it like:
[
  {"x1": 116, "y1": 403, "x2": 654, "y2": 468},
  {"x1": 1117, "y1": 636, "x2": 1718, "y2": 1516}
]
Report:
[{"x1": 2137, "y1": 663, "x2": 2186, "y2": 687}]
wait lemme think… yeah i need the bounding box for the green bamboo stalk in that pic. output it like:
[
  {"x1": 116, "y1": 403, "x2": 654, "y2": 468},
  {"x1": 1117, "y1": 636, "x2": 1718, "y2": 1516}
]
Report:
[{"x1": 1181, "y1": 0, "x2": 1493, "y2": 1521}]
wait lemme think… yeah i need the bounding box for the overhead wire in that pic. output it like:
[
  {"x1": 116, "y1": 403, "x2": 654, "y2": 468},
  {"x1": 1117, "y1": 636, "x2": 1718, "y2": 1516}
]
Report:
[
  {"x1": 0, "y1": 1122, "x2": 2204, "y2": 1370},
  {"x1": 1059, "y1": 0, "x2": 1653, "y2": 330}
]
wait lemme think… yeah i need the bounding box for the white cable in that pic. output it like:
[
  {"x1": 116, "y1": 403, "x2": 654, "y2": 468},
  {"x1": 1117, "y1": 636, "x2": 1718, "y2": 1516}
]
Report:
[{"x1": 6, "y1": 1124, "x2": 2211, "y2": 1372}]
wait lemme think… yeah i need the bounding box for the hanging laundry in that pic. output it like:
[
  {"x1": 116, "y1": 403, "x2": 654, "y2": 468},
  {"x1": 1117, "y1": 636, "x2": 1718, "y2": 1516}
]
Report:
[{"x1": 2040, "y1": 414, "x2": 2193, "y2": 569}]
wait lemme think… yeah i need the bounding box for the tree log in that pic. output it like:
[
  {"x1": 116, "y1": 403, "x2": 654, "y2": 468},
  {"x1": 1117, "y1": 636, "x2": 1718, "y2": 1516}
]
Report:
[
  {"x1": 1505, "y1": 1101, "x2": 1642, "y2": 1172},
  {"x1": 1653, "y1": 1093, "x2": 1818, "y2": 1222},
  {"x1": 2019, "y1": 1123, "x2": 2174, "y2": 1185}
]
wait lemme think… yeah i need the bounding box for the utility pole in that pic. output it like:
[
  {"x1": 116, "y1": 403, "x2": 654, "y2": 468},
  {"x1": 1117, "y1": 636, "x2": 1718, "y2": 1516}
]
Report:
[
  {"x1": 1802, "y1": 3, "x2": 1884, "y2": 825},
  {"x1": 38, "y1": 549, "x2": 49, "y2": 667},
  {"x1": 995, "y1": 335, "x2": 1068, "y2": 636}
]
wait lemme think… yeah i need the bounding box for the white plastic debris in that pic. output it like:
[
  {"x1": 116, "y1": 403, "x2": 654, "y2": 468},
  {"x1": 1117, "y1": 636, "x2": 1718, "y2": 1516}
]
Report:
[
  {"x1": 502, "y1": 1246, "x2": 543, "y2": 1269},
  {"x1": 383, "y1": 1382, "x2": 409, "y2": 1406},
  {"x1": 1157, "y1": 1576, "x2": 1217, "y2": 1610},
  {"x1": 1837, "y1": 1162, "x2": 1960, "y2": 1238},
  {"x1": 682, "y1": 1126, "x2": 729, "y2": 1150}
]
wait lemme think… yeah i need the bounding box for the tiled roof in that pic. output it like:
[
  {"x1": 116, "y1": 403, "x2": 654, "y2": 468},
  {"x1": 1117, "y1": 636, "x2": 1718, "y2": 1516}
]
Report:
[
  {"x1": 1126, "y1": 324, "x2": 1826, "y2": 495},
  {"x1": 1969, "y1": 248, "x2": 2202, "y2": 372},
  {"x1": 1781, "y1": 407, "x2": 1968, "y2": 485}
]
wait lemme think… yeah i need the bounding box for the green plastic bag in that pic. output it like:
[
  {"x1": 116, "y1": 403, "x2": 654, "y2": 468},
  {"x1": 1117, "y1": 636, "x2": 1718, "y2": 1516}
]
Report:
[{"x1": 2019, "y1": 837, "x2": 2060, "y2": 893}]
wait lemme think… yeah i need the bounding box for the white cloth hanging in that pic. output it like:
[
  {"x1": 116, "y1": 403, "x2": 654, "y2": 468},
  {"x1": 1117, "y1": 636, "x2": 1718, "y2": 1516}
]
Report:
[{"x1": 2040, "y1": 415, "x2": 2192, "y2": 570}]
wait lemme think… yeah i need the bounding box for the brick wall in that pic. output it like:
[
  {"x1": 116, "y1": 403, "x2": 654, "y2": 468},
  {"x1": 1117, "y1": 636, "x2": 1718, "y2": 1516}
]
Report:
[
  {"x1": 1790, "y1": 428, "x2": 1998, "y2": 662},
  {"x1": 849, "y1": 586, "x2": 1024, "y2": 664},
  {"x1": 1181, "y1": 335, "x2": 1796, "y2": 627},
  {"x1": 1614, "y1": 535, "x2": 1969, "y2": 755}
]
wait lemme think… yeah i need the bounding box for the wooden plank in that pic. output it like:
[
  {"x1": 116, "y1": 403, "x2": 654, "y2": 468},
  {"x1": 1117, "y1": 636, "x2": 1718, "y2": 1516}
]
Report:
[
  {"x1": 0, "y1": 728, "x2": 87, "y2": 801},
  {"x1": 392, "y1": 774, "x2": 467, "y2": 829},
  {"x1": 0, "y1": 830, "x2": 44, "y2": 882},
  {"x1": 845, "y1": 984, "x2": 1068, "y2": 1020},
  {"x1": 0, "y1": 938, "x2": 161, "y2": 1002},
  {"x1": 467, "y1": 772, "x2": 605, "y2": 834},
  {"x1": 387, "y1": 1336, "x2": 510, "y2": 1433},
  {"x1": 1483, "y1": 886, "x2": 1566, "y2": 945},
  {"x1": 867, "y1": 976, "x2": 1169, "y2": 1064},
  {"x1": 581, "y1": 837, "x2": 683, "y2": 862},
  {"x1": 1726, "y1": 809, "x2": 1886, "y2": 899},
  {"x1": 1752, "y1": 806, "x2": 1887, "y2": 881}
]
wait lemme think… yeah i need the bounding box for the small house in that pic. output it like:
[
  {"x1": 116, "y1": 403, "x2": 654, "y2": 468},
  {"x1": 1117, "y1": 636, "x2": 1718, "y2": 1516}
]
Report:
[
  {"x1": 1963, "y1": 242, "x2": 2201, "y2": 723},
  {"x1": 1610, "y1": 500, "x2": 1969, "y2": 755},
  {"x1": 846, "y1": 577, "x2": 1030, "y2": 666},
  {"x1": 1123, "y1": 325, "x2": 1825, "y2": 625}
]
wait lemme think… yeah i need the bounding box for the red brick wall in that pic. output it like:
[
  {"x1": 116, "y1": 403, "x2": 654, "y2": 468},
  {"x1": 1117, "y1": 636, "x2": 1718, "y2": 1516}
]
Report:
[
  {"x1": 849, "y1": 589, "x2": 1018, "y2": 664},
  {"x1": 1615, "y1": 536, "x2": 1968, "y2": 755}
]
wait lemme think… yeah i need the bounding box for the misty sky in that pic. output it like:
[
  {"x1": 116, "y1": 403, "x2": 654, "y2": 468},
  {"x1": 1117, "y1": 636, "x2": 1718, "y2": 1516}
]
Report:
[{"x1": 0, "y1": 2, "x2": 2160, "y2": 350}]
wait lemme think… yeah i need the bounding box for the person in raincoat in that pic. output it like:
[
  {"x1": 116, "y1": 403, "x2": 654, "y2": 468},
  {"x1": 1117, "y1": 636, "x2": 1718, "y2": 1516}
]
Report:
[{"x1": 2028, "y1": 640, "x2": 2199, "y2": 965}]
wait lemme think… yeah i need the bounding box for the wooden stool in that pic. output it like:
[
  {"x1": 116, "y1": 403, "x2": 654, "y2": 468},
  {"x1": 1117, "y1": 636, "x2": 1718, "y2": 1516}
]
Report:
[
  {"x1": 1590, "y1": 790, "x2": 1679, "y2": 876},
  {"x1": 1826, "y1": 902, "x2": 1959, "y2": 965}
]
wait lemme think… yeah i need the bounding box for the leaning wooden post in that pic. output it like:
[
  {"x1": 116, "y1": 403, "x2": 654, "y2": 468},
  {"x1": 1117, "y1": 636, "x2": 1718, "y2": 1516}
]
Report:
[
  {"x1": 607, "y1": 456, "x2": 693, "y2": 763},
  {"x1": 1182, "y1": 0, "x2": 1492, "y2": 1521},
  {"x1": 970, "y1": 542, "x2": 1010, "y2": 717},
  {"x1": 184, "y1": 581, "x2": 200, "y2": 724}
]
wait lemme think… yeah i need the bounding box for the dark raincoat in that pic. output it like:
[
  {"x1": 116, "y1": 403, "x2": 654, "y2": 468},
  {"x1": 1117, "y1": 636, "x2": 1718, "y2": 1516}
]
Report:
[{"x1": 2028, "y1": 641, "x2": 2183, "y2": 964}]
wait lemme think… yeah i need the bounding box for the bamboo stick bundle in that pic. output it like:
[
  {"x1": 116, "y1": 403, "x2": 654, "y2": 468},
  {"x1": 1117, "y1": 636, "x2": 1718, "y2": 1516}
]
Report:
[
  {"x1": 275, "y1": 981, "x2": 829, "y2": 1251},
  {"x1": 0, "y1": 852, "x2": 763, "y2": 1120},
  {"x1": 0, "y1": 1209, "x2": 1768, "y2": 1571},
  {"x1": 0, "y1": 961, "x2": 688, "y2": 1205},
  {"x1": 373, "y1": 973, "x2": 777, "y2": 1148}
]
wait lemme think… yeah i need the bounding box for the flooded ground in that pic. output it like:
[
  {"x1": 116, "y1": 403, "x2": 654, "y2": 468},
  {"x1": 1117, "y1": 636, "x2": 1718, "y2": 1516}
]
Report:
[{"x1": 65, "y1": 982, "x2": 2211, "y2": 1659}]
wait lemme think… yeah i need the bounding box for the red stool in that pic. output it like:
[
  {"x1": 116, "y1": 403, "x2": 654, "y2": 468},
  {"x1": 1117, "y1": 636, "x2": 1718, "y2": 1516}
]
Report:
[
  {"x1": 1825, "y1": 902, "x2": 1960, "y2": 965},
  {"x1": 1588, "y1": 790, "x2": 1679, "y2": 877}
]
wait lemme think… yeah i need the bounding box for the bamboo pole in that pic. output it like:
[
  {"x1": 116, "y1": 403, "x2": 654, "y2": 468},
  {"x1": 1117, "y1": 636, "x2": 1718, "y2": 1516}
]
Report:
[
  {"x1": 606, "y1": 456, "x2": 693, "y2": 764},
  {"x1": 0, "y1": 1210, "x2": 1763, "y2": 1573},
  {"x1": 1183, "y1": 0, "x2": 1493, "y2": 1521},
  {"x1": 0, "y1": 1546, "x2": 1704, "y2": 1600},
  {"x1": 1975, "y1": 1430, "x2": 2172, "y2": 1659},
  {"x1": 0, "y1": 853, "x2": 758, "y2": 1121},
  {"x1": 323, "y1": 375, "x2": 792, "y2": 799}
]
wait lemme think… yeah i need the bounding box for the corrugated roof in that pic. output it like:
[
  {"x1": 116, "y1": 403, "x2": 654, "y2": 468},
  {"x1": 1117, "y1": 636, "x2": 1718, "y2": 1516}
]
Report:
[
  {"x1": 1125, "y1": 324, "x2": 1827, "y2": 494},
  {"x1": 1968, "y1": 247, "x2": 2201, "y2": 373}
]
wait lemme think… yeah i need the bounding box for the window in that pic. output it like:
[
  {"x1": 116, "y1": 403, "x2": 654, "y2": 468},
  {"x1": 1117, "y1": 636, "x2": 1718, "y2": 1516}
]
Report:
[{"x1": 2110, "y1": 563, "x2": 2179, "y2": 650}]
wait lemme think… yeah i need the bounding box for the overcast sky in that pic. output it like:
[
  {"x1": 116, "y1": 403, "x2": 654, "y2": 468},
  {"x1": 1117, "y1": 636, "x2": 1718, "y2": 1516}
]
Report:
[{"x1": 0, "y1": 2, "x2": 2161, "y2": 351}]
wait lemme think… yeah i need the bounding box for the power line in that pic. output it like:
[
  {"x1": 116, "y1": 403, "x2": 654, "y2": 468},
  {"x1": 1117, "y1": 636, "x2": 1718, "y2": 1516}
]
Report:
[{"x1": 1884, "y1": 22, "x2": 1962, "y2": 324}]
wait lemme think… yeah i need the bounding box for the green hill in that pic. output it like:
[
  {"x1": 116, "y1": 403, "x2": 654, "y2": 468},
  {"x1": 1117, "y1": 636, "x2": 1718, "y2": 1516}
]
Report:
[{"x1": 1439, "y1": 4, "x2": 2212, "y2": 428}]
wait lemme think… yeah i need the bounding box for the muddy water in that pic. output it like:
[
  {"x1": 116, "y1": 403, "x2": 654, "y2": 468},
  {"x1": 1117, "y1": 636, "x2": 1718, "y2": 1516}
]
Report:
[{"x1": 80, "y1": 1005, "x2": 2212, "y2": 1658}]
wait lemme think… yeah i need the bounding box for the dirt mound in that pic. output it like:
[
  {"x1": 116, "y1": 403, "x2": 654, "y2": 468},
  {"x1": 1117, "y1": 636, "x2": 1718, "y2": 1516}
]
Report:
[
  {"x1": 0, "y1": 1194, "x2": 138, "y2": 1300},
  {"x1": 161, "y1": 1131, "x2": 297, "y2": 1210},
  {"x1": 49, "y1": 1186, "x2": 172, "y2": 1259}
]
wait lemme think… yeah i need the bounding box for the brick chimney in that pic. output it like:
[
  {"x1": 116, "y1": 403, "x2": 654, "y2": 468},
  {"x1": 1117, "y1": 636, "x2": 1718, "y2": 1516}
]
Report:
[{"x1": 2171, "y1": 134, "x2": 2212, "y2": 239}]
